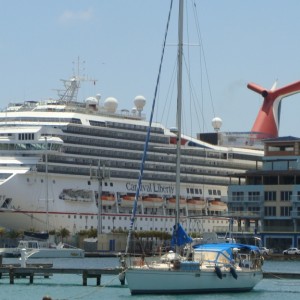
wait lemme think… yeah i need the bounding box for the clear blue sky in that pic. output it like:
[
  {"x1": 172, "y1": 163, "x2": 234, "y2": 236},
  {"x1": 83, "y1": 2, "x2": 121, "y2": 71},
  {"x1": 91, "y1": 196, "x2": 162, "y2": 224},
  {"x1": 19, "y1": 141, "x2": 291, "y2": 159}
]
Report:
[{"x1": 1, "y1": 0, "x2": 300, "y2": 138}]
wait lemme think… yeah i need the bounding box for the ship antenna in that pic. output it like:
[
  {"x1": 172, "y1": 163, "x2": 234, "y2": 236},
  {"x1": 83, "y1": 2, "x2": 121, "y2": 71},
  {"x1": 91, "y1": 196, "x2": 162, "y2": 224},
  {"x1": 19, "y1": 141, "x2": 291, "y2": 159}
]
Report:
[{"x1": 56, "y1": 57, "x2": 97, "y2": 102}]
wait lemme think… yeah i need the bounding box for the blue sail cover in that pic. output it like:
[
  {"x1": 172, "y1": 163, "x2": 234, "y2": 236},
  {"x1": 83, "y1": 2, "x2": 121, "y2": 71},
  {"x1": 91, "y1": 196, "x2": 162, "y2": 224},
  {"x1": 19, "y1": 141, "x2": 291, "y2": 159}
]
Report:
[
  {"x1": 193, "y1": 243, "x2": 260, "y2": 259},
  {"x1": 171, "y1": 223, "x2": 193, "y2": 247}
]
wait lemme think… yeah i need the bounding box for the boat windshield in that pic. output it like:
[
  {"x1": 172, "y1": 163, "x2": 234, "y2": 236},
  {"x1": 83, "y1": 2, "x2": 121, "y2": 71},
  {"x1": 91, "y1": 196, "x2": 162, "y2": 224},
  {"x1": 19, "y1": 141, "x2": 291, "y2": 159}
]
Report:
[{"x1": 194, "y1": 250, "x2": 231, "y2": 264}]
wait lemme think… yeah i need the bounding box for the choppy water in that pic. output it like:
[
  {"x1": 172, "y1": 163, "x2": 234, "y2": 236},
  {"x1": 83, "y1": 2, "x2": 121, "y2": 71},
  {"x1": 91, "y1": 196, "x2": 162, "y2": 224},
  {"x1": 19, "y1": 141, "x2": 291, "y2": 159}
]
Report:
[{"x1": 0, "y1": 257, "x2": 299, "y2": 300}]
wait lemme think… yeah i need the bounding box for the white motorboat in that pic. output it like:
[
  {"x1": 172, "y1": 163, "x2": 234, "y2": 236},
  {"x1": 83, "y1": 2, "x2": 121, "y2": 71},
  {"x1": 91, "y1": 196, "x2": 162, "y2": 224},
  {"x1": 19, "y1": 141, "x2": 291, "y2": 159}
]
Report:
[{"x1": 17, "y1": 240, "x2": 85, "y2": 259}]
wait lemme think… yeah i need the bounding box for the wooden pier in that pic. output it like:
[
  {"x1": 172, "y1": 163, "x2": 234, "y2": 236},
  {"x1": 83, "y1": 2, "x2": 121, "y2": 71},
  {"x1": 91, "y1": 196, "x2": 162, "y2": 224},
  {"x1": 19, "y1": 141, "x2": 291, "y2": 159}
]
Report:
[
  {"x1": 1, "y1": 264, "x2": 300, "y2": 286},
  {"x1": 0, "y1": 265, "x2": 124, "y2": 286}
]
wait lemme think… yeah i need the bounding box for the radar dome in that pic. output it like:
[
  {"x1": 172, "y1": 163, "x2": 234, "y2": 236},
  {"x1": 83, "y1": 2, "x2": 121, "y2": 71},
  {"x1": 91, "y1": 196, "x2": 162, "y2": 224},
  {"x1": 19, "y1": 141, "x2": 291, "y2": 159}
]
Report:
[
  {"x1": 134, "y1": 95, "x2": 146, "y2": 116},
  {"x1": 85, "y1": 96, "x2": 99, "y2": 105},
  {"x1": 134, "y1": 95, "x2": 146, "y2": 110},
  {"x1": 212, "y1": 117, "x2": 222, "y2": 132},
  {"x1": 85, "y1": 96, "x2": 99, "y2": 111},
  {"x1": 132, "y1": 107, "x2": 137, "y2": 114},
  {"x1": 104, "y1": 97, "x2": 118, "y2": 113}
]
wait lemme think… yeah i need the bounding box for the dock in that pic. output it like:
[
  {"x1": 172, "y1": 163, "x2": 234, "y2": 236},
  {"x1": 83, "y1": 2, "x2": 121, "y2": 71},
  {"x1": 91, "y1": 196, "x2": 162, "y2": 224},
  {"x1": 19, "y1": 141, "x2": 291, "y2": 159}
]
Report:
[
  {"x1": 1, "y1": 263, "x2": 300, "y2": 286},
  {"x1": 263, "y1": 272, "x2": 300, "y2": 279},
  {"x1": 0, "y1": 265, "x2": 124, "y2": 286}
]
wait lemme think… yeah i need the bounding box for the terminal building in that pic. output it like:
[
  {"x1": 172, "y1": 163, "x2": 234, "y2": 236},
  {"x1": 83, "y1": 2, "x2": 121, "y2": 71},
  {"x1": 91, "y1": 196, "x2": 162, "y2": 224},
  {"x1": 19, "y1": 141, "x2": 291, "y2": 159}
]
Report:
[{"x1": 226, "y1": 136, "x2": 300, "y2": 252}]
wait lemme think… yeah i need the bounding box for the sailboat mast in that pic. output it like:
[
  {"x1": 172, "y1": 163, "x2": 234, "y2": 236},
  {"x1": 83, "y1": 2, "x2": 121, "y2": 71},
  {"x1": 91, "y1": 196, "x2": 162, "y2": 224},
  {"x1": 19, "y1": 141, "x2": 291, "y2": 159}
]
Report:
[
  {"x1": 175, "y1": 0, "x2": 184, "y2": 230},
  {"x1": 45, "y1": 137, "x2": 49, "y2": 233}
]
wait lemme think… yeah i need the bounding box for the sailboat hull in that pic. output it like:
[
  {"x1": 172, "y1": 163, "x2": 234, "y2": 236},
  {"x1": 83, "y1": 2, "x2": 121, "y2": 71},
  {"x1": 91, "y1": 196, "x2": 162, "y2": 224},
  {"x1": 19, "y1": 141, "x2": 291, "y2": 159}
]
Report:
[{"x1": 125, "y1": 268, "x2": 262, "y2": 295}]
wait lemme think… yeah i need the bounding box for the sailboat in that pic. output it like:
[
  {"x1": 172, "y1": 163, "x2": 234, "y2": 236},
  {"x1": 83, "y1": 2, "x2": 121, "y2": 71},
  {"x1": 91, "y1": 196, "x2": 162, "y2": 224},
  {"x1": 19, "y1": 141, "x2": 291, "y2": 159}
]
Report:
[{"x1": 121, "y1": 0, "x2": 263, "y2": 295}]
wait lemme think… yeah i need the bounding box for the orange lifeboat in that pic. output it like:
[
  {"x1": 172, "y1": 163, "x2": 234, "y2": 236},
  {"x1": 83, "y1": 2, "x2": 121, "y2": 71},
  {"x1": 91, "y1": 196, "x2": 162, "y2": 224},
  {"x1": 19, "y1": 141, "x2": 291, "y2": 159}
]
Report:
[
  {"x1": 187, "y1": 197, "x2": 206, "y2": 210},
  {"x1": 208, "y1": 199, "x2": 228, "y2": 212},
  {"x1": 120, "y1": 193, "x2": 139, "y2": 207},
  {"x1": 142, "y1": 194, "x2": 164, "y2": 208},
  {"x1": 100, "y1": 192, "x2": 116, "y2": 205},
  {"x1": 166, "y1": 196, "x2": 186, "y2": 209}
]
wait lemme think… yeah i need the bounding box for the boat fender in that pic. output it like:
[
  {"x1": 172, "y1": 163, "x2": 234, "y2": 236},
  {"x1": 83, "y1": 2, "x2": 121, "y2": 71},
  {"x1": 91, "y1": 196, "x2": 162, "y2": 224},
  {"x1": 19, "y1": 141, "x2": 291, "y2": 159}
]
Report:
[
  {"x1": 230, "y1": 266, "x2": 238, "y2": 279},
  {"x1": 215, "y1": 266, "x2": 222, "y2": 279},
  {"x1": 118, "y1": 272, "x2": 125, "y2": 285}
]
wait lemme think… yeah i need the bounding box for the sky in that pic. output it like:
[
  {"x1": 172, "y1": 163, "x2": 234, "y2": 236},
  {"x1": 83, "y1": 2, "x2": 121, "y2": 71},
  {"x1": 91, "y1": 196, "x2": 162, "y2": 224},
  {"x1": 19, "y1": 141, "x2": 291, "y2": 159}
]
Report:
[{"x1": 1, "y1": 0, "x2": 300, "y2": 138}]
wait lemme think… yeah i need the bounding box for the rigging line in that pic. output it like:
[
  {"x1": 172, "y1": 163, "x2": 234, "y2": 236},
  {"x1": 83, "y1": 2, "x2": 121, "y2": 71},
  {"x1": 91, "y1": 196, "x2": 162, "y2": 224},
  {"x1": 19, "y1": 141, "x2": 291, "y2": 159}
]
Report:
[
  {"x1": 125, "y1": 0, "x2": 174, "y2": 255},
  {"x1": 182, "y1": 52, "x2": 206, "y2": 132},
  {"x1": 192, "y1": 0, "x2": 216, "y2": 119}
]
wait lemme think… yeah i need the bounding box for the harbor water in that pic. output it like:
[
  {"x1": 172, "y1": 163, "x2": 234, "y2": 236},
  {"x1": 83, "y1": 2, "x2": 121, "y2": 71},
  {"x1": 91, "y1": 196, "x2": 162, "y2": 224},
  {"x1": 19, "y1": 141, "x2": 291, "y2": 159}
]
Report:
[{"x1": 0, "y1": 257, "x2": 300, "y2": 300}]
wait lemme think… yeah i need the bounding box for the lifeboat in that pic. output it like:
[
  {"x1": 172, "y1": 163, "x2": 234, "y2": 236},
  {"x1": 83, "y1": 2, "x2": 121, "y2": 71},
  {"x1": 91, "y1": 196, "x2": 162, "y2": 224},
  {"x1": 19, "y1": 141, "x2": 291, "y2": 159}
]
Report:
[
  {"x1": 142, "y1": 194, "x2": 164, "y2": 208},
  {"x1": 100, "y1": 192, "x2": 116, "y2": 206},
  {"x1": 187, "y1": 197, "x2": 206, "y2": 210},
  {"x1": 166, "y1": 196, "x2": 186, "y2": 209},
  {"x1": 119, "y1": 193, "x2": 140, "y2": 207},
  {"x1": 208, "y1": 199, "x2": 228, "y2": 212}
]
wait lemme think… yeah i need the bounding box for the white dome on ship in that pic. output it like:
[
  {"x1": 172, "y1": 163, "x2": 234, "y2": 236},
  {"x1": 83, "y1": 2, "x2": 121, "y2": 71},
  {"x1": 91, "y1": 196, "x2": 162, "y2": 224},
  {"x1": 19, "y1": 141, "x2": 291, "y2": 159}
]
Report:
[
  {"x1": 132, "y1": 107, "x2": 137, "y2": 114},
  {"x1": 134, "y1": 95, "x2": 146, "y2": 110},
  {"x1": 212, "y1": 117, "x2": 222, "y2": 132},
  {"x1": 85, "y1": 96, "x2": 99, "y2": 105},
  {"x1": 104, "y1": 97, "x2": 118, "y2": 113},
  {"x1": 134, "y1": 95, "x2": 146, "y2": 116}
]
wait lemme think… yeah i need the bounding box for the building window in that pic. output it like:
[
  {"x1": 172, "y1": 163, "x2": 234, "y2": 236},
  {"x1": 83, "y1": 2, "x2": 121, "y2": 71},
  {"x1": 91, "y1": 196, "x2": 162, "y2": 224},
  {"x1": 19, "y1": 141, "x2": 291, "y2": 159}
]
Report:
[
  {"x1": 248, "y1": 191, "x2": 260, "y2": 201},
  {"x1": 280, "y1": 191, "x2": 292, "y2": 201},
  {"x1": 232, "y1": 191, "x2": 244, "y2": 201},
  {"x1": 265, "y1": 191, "x2": 276, "y2": 201},
  {"x1": 280, "y1": 206, "x2": 292, "y2": 216},
  {"x1": 264, "y1": 206, "x2": 276, "y2": 216}
]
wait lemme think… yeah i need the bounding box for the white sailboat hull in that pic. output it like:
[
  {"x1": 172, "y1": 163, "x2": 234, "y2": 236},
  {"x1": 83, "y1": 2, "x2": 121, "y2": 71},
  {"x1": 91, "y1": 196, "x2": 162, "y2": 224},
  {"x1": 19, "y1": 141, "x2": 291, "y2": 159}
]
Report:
[{"x1": 125, "y1": 268, "x2": 263, "y2": 295}]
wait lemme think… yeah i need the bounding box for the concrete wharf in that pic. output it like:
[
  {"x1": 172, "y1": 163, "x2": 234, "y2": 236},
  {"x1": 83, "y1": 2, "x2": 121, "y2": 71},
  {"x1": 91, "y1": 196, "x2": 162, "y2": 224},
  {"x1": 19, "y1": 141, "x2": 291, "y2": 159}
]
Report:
[{"x1": 0, "y1": 265, "x2": 124, "y2": 286}]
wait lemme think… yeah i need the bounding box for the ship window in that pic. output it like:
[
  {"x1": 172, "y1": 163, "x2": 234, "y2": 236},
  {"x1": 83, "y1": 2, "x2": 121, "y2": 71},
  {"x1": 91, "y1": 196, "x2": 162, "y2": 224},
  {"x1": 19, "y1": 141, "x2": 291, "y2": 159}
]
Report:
[
  {"x1": 68, "y1": 215, "x2": 71, "y2": 219},
  {"x1": 110, "y1": 183, "x2": 113, "y2": 187},
  {"x1": 208, "y1": 190, "x2": 212, "y2": 195},
  {"x1": 74, "y1": 215, "x2": 76, "y2": 219}
]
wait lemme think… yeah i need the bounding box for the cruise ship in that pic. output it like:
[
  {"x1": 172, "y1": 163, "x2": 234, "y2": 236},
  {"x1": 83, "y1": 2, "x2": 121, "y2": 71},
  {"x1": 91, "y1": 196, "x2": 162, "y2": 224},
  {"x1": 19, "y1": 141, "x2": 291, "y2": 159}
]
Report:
[{"x1": 0, "y1": 76, "x2": 298, "y2": 235}]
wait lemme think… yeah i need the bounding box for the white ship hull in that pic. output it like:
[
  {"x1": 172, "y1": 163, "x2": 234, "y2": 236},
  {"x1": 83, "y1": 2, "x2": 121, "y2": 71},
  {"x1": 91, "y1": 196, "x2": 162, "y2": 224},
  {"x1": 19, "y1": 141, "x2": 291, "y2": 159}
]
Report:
[
  {"x1": 126, "y1": 268, "x2": 262, "y2": 295},
  {"x1": 0, "y1": 170, "x2": 232, "y2": 233}
]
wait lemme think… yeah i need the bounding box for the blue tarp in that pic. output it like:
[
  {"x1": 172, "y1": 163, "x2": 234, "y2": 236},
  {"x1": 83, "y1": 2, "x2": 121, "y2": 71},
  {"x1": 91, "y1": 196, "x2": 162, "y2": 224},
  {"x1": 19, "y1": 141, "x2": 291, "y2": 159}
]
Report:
[{"x1": 171, "y1": 223, "x2": 193, "y2": 247}]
